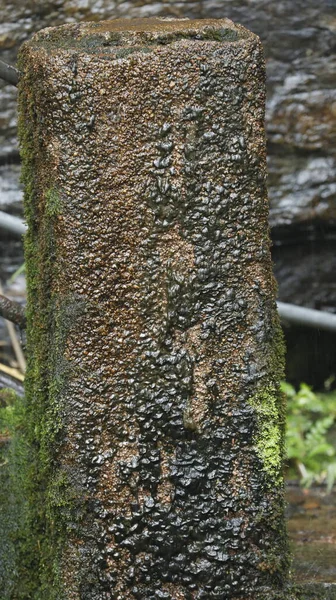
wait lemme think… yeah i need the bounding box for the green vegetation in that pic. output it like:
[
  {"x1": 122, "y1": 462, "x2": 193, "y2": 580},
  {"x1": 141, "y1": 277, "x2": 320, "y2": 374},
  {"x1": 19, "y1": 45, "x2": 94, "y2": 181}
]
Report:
[
  {"x1": 45, "y1": 187, "x2": 62, "y2": 218},
  {"x1": 248, "y1": 386, "x2": 283, "y2": 485},
  {"x1": 0, "y1": 388, "x2": 29, "y2": 598},
  {"x1": 0, "y1": 388, "x2": 18, "y2": 430},
  {"x1": 7, "y1": 51, "x2": 72, "y2": 598},
  {"x1": 283, "y1": 381, "x2": 336, "y2": 491}
]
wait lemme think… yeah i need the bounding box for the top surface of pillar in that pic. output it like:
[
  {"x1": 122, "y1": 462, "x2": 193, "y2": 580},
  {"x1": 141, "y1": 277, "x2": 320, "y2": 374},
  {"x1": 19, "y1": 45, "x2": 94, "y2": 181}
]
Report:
[{"x1": 27, "y1": 17, "x2": 254, "y2": 52}]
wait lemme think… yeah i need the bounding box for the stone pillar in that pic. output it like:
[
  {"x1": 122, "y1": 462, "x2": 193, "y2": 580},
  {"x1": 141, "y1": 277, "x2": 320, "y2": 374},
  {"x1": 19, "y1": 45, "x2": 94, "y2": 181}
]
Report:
[{"x1": 16, "y1": 18, "x2": 294, "y2": 599}]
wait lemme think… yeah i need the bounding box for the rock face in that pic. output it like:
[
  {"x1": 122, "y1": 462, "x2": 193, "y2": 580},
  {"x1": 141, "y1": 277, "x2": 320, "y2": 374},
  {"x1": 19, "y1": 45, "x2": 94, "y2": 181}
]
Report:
[{"x1": 6, "y1": 17, "x2": 293, "y2": 599}]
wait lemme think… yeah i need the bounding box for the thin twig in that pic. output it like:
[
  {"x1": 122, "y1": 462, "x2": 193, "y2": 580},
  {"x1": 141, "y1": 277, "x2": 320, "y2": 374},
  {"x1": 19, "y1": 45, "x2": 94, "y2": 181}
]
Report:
[
  {"x1": 0, "y1": 363, "x2": 24, "y2": 383},
  {"x1": 0, "y1": 59, "x2": 19, "y2": 87},
  {"x1": 6, "y1": 319, "x2": 26, "y2": 374},
  {"x1": 0, "y1": 293, "x2": 26, "y2": 329}
]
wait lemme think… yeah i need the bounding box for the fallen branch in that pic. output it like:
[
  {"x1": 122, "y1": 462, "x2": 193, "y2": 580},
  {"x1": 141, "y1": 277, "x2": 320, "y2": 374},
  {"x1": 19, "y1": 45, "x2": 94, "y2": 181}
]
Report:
[
  {"x1": 0, "y1": 363, "x2": 25, "y2": 383},
  {"x1": 0, "y1": 294, "x2": 26, "y2": 329},
  {"x1": 0, "y1": 59, "x2": 19, "y2": 87}
]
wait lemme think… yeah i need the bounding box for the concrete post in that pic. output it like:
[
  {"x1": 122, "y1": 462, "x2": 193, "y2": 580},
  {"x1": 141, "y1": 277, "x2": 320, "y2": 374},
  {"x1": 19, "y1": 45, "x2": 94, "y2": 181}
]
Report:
[{"x1": 15, "y1": 18, "x2": 294, "y2": 599}]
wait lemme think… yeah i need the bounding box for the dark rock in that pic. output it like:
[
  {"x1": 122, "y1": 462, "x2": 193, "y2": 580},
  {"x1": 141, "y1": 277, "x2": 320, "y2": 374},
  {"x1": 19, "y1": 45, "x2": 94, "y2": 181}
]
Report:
[{"x1": 273, "y1": 225, "x2": 336, "y2": 388}]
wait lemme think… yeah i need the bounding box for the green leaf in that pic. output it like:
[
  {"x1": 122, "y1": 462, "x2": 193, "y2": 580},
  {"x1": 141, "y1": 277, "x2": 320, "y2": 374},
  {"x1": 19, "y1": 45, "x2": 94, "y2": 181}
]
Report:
[
  {"x1": 307, "y1": 444, "x2": 334, "y2": 459},
  {"x1": 284, "y1": 380, "x2": 336, "y2": 490},
  {"x1": 326, "y1": 463, "x2": 336, "y2": 493}
]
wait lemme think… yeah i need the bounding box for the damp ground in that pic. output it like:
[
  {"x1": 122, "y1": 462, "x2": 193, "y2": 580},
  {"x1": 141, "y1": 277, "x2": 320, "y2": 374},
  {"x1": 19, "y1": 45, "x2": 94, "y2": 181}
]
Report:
[{"x1": 286, "y1": 483, "x2": 336, "y2": 584}]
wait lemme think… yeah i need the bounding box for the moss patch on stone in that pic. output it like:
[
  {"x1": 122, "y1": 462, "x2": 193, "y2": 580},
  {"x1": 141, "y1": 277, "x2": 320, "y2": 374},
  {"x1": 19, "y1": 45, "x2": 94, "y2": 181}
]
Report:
[
  {"x1": 45, "y1": 187, "x2": 62, "y2": 218},
  {"x1": 0, "y1": 49, "x2": 78, "y2": 600},
  {"x1": 0, "y1": 390, "x2": 32, "y2": 599},
  {"x1": 28, "y1": 19, "x2": 245, "y2": 56},
  {"x1": 248, "y1": 386, "x2": 283, "y2": 484},
  {"x1": 248, "y1": 305, "x2": 287, "y2": 486}
]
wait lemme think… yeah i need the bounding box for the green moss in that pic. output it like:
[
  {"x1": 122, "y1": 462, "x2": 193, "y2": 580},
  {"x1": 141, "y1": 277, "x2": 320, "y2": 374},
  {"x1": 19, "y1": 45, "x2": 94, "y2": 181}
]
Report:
[
  {"x1": 0, "y1": 388, "x2": 19, "y2": 410},
  {"x1": 0, "y1": 390, "x2": 32, "y2": 599},
  {"x1": 150, "y1": 27, "x2": 240, "y2": 45},
  {"x1": 248, "y1": 387, "x2": 283, "y2": 483},
  {"x1": 199, "y1": 27, "x2": 240, "y2": 42},
  {"x1": 248, "y1": 305, "x2": 287, "y2": 486},
  {"x1": 0, "y1": 49, "x2": 80, "y2": 599},
  {"x1": 45, "y1": 187, "x2": 61, "y2": 218}
]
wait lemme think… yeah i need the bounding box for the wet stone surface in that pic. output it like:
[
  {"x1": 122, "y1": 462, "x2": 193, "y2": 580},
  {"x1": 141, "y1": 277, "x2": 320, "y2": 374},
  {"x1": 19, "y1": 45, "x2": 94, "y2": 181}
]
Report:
[{"x1": 13, "y1": 17, "x2": 292, "y2": 600}]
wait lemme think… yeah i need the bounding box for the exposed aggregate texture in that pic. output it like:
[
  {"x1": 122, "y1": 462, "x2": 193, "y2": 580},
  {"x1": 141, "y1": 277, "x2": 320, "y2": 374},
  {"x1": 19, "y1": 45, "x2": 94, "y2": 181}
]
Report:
[{"x1": 16, "y1": 17, "x2": 294, "y2": 600}]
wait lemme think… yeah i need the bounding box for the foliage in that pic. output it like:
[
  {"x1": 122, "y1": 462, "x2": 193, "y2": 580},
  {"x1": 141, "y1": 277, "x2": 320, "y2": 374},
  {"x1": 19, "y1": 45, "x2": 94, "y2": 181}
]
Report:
[
  {"x1": 248, "y1": 387, "x2": 283, "y2": 485},
  {"x1": 0, "y1": 389, "x2": 18, "y2": 436},
  {"x1": 283, "y1": 381, "x2": 336, "y2": 491}
]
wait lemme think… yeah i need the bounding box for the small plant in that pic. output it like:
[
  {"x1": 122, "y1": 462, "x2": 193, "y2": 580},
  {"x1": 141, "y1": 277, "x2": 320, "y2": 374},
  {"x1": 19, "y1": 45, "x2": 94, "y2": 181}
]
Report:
[{"x1": 283, "y1": 381, "x2": 336, "y2": 491}]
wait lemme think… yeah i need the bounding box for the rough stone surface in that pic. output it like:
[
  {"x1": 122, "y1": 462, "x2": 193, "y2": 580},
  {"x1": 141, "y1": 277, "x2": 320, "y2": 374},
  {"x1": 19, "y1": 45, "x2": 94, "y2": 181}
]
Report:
[
  {"x1": 1, "y1": 1, "x2": 336, "y2": 366},
  {"x1": 9, "y1": 17, "x2": 292, "y2": 600}
]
